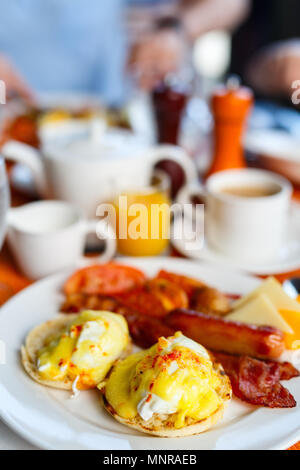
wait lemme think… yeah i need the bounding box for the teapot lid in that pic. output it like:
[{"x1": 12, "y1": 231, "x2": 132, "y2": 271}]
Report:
[{"x1": 43, "y1": 118, "x2": 150, "y2": 160}]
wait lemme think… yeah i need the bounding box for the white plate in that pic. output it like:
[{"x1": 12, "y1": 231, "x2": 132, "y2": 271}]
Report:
[
  {"x1": 0, "y1": 257, "x2": 299, "y2": 450},
  {"x1": 172, "y1": 203, "x2": 300, "y2": 275}
]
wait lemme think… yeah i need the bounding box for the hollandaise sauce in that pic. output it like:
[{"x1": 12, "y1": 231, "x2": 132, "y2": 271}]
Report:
[
  {"x1": 37, "y1": 310, "x2": 129, "y2": 389},
  {"x1": 104, "y1": 332, "x2": 223, "y2": 429}
]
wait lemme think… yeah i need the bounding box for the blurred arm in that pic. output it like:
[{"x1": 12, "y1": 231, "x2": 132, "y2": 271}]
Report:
[
  {"x1": 180, "y1": 0, "x2": 251, "y2": 41},
  {"x1": 0, "y1": 54, "x2": 34, "y2": 103},
  {"x1": 246, "y1": 39, "x2": 300, "y2": 97}
]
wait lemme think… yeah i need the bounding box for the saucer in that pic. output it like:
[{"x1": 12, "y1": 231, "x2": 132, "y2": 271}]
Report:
[{"x1": 171, "y1": 202, "x2": 300, "y2": 275}]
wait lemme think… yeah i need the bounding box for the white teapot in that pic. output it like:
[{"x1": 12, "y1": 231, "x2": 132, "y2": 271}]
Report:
[{"x1": 2, "y1": 124, "x2": 196, "y2": 218}]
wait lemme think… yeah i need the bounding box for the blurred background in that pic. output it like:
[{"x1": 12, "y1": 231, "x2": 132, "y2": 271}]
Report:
[
  {"x1": 0, "y1": 0, "x2": 299, "y2": 171},
  {"x1": 0, "y1": 1, "x2": 299, "y2": 145}
]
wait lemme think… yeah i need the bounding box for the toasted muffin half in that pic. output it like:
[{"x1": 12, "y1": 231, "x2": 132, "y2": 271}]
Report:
[
  {"x1": 100, "y1": 334, "x2": 232, "y2": 438},
  {"x1": 21, "y1": 314, "x2": 77, "y2": 390},
  {"x1": 22, "y1": 312, "x2": 131, "y2": 391}
]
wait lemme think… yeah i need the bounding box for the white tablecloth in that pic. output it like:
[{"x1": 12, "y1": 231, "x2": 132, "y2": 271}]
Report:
[{"x1": 0, "y1": 420, "x2": 36, "y2": 450}]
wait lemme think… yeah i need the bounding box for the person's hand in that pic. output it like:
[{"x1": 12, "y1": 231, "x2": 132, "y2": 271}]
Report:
[
  {"x1": 0, "y1": 54, "x2": 34, "y2": 103},
  {"x1": 129, "y1": 28, "x2": 187, "y2": 90},
  {"x1": 247, "y1": 40, "x2": 300, "y2": 97}
]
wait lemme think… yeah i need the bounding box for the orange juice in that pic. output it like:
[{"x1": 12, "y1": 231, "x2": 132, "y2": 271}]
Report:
[{"x1": 114, "y1": 189, "x2": 171, "y2": 256}]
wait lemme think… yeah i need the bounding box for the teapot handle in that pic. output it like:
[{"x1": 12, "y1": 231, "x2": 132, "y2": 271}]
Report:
[
  {"x1": 2, "y1": 140, "x2": 47, "y2": 196},
  {"x1": 148, "y1": 144, "x2": 197, "y2": 186}
]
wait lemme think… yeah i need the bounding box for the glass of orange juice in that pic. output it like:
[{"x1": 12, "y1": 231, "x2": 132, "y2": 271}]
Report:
[{"x1": 113, "y1": 171, "x2": 171, "y2": 256}]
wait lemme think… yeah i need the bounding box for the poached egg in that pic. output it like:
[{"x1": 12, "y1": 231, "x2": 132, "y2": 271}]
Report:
[
  {"x1": 104, "y1": 332, "x2": 224, "y2": 429},
  {"x1": 36, "y1": 310, "x2": 129, "y2": 389}
]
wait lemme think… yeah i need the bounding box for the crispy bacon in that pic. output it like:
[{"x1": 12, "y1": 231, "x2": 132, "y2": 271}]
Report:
[
  {"x1": 214, "y1": 352, "x2": 298, "y2": 408},
  {"x1": 275, "y1": 361, "x2": 300, "y2": 381},
  {"x1": 165, "y1": 309, "x2": 285, "y2": 360}
]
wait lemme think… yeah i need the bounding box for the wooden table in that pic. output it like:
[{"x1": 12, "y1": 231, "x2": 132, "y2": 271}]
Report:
[{"x1": 0, "y1": 182, "x2": 300, "y2": 450}]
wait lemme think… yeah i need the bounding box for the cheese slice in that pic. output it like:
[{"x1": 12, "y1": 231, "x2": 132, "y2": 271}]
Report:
[
  {"x1": 233, "y1": 277, "x2": 300, "y2": 313},
  {"x1": 227, "y1": 293, "x2": 294, "y2": 334},
  {"x1": 280, "y1": 309, "x2": 300, "y2": 349}
]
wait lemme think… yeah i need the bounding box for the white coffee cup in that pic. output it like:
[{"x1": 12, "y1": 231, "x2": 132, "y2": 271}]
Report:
[
  {"x1": 177, "y1": 169, "x2": 292, "y2": 263},
  {"x1": 7, "y1": 200, "x2": 116, "y2": 279}
]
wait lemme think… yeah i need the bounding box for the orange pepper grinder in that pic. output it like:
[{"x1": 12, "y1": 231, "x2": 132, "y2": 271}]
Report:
[{"x1": 206, "y1": 77, "x2": 253, "y2": 178}]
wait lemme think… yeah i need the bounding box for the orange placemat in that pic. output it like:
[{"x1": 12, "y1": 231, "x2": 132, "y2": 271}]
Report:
[{"x1": 0, "y1": 179, "x2": 299, "y2": 450}]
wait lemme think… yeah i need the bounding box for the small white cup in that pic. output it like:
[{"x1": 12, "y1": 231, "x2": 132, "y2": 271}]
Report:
[
  {"x1": 177, "y1": 169, "x2": 292, "y2": 263},
  {"x1": 7, "y1": 200, "x2": 116, "y2": 279}
]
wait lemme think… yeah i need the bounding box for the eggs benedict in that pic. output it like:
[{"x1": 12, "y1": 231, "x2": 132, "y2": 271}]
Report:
[
  {"x1": 21, "y1": 310, "x2": 130, "y2": 391},
  {"x1": 101, "y1": 332, "x2": 232, "y2": 437}
]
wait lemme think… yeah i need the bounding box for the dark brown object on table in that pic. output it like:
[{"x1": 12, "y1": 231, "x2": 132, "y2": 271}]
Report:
[
  {"x1": 165, "y1": 309, "x2": 285, "y2": 360},
  {"x1": 152, "y1": 82, "x2": 188, "y2": 145},
  {"x1": 214, "y1": 352, "x2": 299, "y2": 408},
  {"x1": 152, "y1": 81, "x2": 190, "y2": 198}
]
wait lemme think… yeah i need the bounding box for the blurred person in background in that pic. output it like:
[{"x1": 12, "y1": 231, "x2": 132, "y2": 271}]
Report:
[
  {"x1": 231, "y1": 0, "x2": 300, "y2": 101},
  {"x1": 0, "y1": 0, "x2": 127, "y2": 105},
  {"x1": 0, "y1": 0, "x2": 249, "y2": 105},
  {"x1": 127, "y1": 0, "x2": 250, "y2": 90}
]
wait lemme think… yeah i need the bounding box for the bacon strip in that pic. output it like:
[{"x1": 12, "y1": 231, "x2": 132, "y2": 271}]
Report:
[
  {"x1": 165, "y1": 309, "x2": 285, "y2": 360},
  {"x1": 214, "y1": 352, "x2": 298, "y2": 408},
  {"x1": 274, "y1": 361, "x2": 300, "y2": 381}
]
